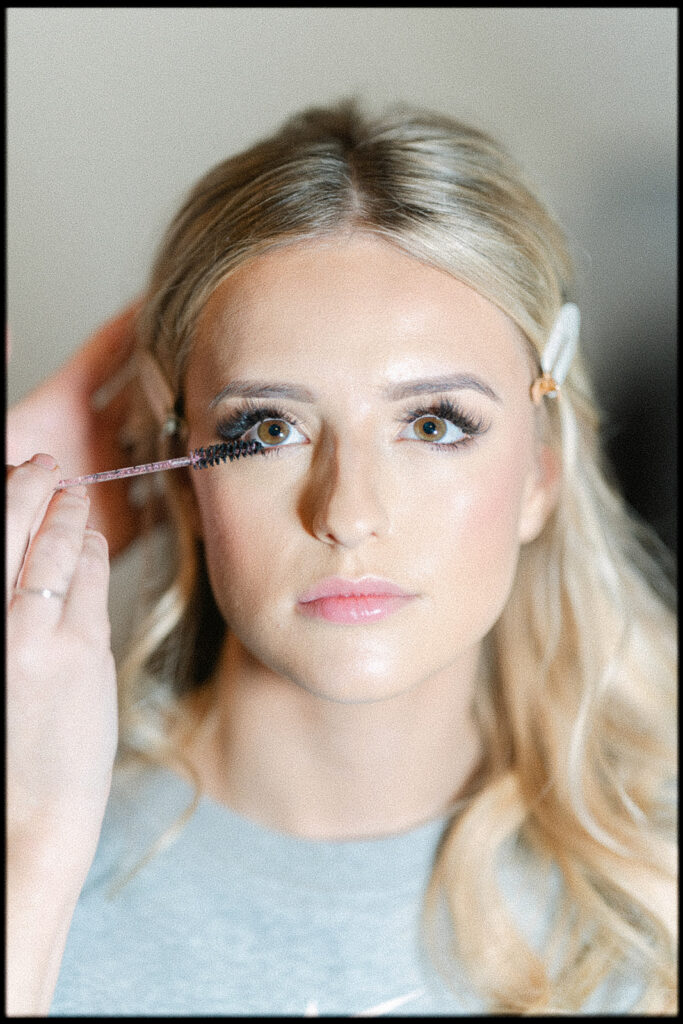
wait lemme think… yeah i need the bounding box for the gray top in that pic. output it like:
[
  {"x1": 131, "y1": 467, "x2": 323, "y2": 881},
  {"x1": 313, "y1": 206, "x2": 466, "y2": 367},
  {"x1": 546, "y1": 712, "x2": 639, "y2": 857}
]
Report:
[{"x1": 50, "y1": 763, "x2": 642, "y2": 1016}]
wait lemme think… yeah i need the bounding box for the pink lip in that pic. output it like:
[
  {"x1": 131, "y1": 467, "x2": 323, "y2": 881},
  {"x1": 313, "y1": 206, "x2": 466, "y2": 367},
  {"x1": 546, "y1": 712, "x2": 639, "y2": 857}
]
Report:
[{"x1": 297, "y1": 576, "x2": 416, "y2": 625}]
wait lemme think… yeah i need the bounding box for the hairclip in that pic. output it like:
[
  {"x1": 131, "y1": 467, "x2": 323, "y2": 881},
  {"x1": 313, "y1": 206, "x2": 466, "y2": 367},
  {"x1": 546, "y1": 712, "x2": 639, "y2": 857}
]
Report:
[{"x1": 530, "y1": 302, "x2": 580, "y2": 404}]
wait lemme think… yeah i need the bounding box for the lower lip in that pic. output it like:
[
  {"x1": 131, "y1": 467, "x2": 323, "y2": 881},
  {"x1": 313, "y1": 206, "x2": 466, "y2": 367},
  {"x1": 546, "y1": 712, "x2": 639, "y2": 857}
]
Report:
[{"x1": 297, "y1": 594, "x2": 415, "y2": 624}]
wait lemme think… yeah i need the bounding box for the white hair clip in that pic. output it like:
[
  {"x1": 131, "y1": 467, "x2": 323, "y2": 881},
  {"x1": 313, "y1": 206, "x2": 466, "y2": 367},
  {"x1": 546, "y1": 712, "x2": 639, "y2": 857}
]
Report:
[{"x1": 530, "y1": 302, "x2": 580, "y2": 404}]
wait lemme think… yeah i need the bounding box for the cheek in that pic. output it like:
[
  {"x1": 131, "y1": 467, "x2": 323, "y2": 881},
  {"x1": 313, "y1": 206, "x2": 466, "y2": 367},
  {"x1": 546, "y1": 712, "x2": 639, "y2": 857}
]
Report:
[
  {"x1": 416, "y1": 443, "x2": 532, "y2": 613},
  {"x1": 463, "y1": 457, "x2": 528, "y2": 551},
  {"x1": 192, "y1": 478, "x2": 281, "y2": 620}
]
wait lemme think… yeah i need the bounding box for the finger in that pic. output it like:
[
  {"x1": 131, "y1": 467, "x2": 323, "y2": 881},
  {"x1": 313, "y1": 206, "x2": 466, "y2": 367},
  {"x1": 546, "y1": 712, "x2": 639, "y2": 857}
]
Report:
[
  {"x1": 89, "y1": 384, "x2": 139, "y2": 467},
  {"x1": 12, "y1": 487, "x2": 91, "y2": 631},
  {"x1": 63, "y1": 299, "x2": 143, "y2": 396},
  {"x1": 5, "y1": 456, "x2": 61, "y2": 604},
  {"x1": 79, "y1": 478, "x2": 143, "y2": 562},
  {"x1": 7, "y1": 299, "x2": 144, "y2": 468},
  {"x1": 61, "y1": 528, "x2": 111, "y2": 641},
  {"x1": 97, "y1": 379, "x2": 135, "y2": 433}
]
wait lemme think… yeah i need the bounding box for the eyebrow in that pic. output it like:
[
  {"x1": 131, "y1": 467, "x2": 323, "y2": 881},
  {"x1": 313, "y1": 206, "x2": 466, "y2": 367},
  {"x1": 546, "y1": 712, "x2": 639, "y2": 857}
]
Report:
[
  {"x1": 209, "y1": 380, "x2": 316, "y2": 407},
  {"x1": 383, "y1": 374, "x2": 501, "y2": 404},
  {"x1": 209, "y1": 373, "x2": 501, "y2": 408}
]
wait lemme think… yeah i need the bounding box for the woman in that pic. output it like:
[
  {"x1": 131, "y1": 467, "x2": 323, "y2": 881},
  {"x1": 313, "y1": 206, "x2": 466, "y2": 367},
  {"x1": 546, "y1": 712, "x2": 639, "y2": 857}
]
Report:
[{"x1": 7, "y1": 100, "x2": 676, "y2": 1015}]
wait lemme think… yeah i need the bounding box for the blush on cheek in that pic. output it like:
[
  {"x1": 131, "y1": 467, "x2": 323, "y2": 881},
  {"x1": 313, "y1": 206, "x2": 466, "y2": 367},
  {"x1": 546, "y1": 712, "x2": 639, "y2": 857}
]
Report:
[
  {"x1": 478, "y1": 438, "x2": 532, "y2": 528},
  {"x1": 195, "y1": 483, "x2": 279, "y2": 624},
  {"x1": 444, "y1": 455, "x2": 529, "y2": 615},
  {"x1": 469, "y1": 477, "x2": 521, "y2": 544}
]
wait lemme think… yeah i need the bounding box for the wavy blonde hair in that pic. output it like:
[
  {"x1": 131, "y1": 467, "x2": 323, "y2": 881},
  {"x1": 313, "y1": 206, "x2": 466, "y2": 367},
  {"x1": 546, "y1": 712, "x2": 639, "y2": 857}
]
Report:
[{"x1": 115, "y1": 100, "x2": 676, "y2": 1013}]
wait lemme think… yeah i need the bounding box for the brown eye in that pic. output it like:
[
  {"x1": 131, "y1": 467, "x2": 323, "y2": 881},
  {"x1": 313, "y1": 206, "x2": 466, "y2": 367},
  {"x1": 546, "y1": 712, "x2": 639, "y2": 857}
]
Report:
[
  {"x1": 257, "y1": 419, "x2": 291, "y2": 445},
  {"x1": 412, "y1": 415, "x2": 447, "y2": 442}
]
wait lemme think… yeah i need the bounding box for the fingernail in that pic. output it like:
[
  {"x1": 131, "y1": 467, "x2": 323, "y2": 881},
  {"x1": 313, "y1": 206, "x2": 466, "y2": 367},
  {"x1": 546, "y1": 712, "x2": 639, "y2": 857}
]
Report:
[
  {"x1": 31, "y1": 453, "x2": 59, "y2": 470},
  {"x1": 65, "y1": 484, "x2": 88, "y2": 500},
  {"x1": 85, "y1": 528, "x2": 108, "y2": 552}
]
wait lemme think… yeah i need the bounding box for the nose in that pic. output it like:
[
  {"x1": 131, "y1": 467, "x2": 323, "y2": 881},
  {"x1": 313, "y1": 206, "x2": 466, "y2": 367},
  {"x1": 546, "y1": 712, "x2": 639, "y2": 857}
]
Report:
[{"x1": 304, "y1": 435, "x2": 390, "y2": 548}]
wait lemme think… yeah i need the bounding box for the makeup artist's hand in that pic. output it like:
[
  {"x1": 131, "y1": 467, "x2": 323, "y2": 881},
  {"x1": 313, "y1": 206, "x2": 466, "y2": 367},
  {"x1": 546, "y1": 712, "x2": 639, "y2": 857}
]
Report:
[
  {"x1": 6, "y1": 454, "x2": 118, "y2": 1014},
  {"x1": 7, "y1": 302, "x2": 142, "y2": 559},
  {"x1": 7, "y1": 454, "x2": 118, "y2": 850}
]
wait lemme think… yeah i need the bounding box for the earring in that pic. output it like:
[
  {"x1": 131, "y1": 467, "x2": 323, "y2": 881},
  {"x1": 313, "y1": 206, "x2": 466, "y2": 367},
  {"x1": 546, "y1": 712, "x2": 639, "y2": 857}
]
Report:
[{"x1": 160, "y1": 412, "x2": 184, "y2": 438}]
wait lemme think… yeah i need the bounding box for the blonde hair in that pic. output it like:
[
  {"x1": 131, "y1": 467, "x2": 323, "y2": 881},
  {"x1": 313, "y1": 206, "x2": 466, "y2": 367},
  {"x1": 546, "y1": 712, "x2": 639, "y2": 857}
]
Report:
[{"x1": 116, "y1": 100, "x2": 676, "y2": 1012}]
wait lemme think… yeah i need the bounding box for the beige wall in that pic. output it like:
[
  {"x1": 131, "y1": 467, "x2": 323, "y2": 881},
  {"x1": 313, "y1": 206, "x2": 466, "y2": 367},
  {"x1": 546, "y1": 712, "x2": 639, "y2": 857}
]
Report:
[{"x1": 8, "y1": 7, "x2": 675, "y2": 397}]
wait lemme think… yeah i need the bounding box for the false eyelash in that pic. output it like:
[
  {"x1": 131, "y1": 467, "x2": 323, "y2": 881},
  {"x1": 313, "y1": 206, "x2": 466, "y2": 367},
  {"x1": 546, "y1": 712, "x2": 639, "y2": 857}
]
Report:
[
  {"x1": 215, "y1": 396, "x2": 487, "y2": 454},
  {"x1": 399, "y1": 397, "x2": 487, "y2": 439},
  {"x1": 216, "y1": 401, "x2": 298, "y2": 444}
]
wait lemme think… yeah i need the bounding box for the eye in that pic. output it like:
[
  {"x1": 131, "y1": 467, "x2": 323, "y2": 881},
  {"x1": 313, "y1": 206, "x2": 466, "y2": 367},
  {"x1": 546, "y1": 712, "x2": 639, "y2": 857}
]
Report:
[
  {"x1": 399, "y1": 414, "x2": 467, "y2": 445},
  {"x1": 243, "y1": 418, "x2": 306, "y2": 448},
  {"x1": 397, "y1": 398, "x2": 486, "y2": 449},
  {"x1": 216, "y1": 403, "x2": 308, "y2": 450}
]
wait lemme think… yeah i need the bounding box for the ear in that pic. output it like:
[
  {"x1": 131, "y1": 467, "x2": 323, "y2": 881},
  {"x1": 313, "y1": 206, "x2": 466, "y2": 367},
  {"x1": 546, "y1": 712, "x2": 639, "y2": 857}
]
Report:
[{"x1": 517, "y1": 443, "x2": 561, "y2": 545}]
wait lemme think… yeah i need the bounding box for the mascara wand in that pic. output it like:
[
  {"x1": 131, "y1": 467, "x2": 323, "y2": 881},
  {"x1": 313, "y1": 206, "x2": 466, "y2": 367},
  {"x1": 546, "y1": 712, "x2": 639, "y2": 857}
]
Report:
[{"x1": 57, "y1": 440, "x2": 266, "y2": 489}]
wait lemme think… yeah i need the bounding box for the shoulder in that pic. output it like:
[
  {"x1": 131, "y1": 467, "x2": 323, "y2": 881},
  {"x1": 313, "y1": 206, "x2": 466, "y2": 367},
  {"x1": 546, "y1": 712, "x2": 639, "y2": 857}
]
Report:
[
  {"x1": 497, "y1": 831, "x2": 650, "y2": 1013},
  {"x1": 81, "y1": 759, "x2": 196, "y2": 894}
]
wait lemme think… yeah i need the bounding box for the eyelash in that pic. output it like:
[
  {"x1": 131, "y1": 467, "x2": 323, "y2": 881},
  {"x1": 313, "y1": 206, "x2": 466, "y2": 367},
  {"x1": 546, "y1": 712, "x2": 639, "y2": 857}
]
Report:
[
  {"x1": 398, "y1": 398, "x2": 486, "y2": 451},
  {"x1": 215, "y1": 397, "x2": 487, "y2": 454},
  {"x1": 216, "y1": 401, "x2": 299, "y2": 456}
]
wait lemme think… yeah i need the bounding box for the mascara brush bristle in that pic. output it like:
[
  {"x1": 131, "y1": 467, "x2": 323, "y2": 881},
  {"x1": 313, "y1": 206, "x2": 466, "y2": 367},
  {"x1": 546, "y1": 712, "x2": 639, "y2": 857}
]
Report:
[{"x1": 192, "y1": 440, "x2": 265, "y2": 468}]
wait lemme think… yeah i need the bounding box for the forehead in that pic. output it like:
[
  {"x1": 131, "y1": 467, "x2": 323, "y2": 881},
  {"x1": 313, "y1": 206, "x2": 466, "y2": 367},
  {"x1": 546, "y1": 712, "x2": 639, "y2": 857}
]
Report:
[{"x1": 188, "y1": 234, "x2": 531, "y2": 399}]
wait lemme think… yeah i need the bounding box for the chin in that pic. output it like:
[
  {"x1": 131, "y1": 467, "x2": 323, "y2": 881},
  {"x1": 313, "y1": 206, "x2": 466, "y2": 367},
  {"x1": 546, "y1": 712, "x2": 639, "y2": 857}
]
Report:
[
  {"x1": 296, "y1": 679, "x2": 417, "y2": 706},
  {"x1": 288, "y1": 657, "x2": 426, "y2": 706}
]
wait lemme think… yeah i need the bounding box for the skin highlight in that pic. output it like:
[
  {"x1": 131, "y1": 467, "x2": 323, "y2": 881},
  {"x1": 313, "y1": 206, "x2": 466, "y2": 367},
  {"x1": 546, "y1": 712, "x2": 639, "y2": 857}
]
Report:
[{"x1": 175, "y1": 233, "x2": 559, "y2": 840}]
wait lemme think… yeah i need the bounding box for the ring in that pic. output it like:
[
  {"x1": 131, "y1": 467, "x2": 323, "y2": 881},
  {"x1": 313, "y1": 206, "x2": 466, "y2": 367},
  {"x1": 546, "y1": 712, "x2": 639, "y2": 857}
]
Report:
[{"x1": 13, "y1": 587, "x2": 66, "y2": 600}]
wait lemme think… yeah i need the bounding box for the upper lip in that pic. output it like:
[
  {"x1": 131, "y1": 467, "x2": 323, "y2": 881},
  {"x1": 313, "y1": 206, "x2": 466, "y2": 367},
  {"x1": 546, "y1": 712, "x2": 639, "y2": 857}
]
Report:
[{"x1": 298, "y1": 576, "x2": 414, "y2": 603}]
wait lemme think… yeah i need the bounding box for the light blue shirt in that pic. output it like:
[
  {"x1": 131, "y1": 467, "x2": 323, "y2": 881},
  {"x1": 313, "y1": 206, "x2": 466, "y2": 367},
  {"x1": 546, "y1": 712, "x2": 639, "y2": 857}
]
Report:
[{"x1": 50, "y1": 763, "x2": 643, "y2": 1015}]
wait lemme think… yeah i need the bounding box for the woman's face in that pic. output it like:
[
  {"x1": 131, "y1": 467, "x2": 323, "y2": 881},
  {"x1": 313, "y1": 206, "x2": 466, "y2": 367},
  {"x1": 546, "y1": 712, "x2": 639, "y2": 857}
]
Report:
[{"x1": 183, "y1": 234, "x2": 557, "y2": 704}]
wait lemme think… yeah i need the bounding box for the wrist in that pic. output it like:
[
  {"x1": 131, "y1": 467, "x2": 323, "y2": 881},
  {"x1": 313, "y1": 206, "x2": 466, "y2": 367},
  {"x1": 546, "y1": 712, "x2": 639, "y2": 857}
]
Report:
[
  {"x1": 8, "y1": 814, "x2": 101, "y2": 895},
  {"x1": 6, "y1": 848, "x2": 88, "y2": 1017}
]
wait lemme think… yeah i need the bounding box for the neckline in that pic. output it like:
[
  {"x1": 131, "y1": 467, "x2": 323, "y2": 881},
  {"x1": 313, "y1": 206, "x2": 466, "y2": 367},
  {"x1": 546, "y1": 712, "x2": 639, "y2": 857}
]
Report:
[{"x1": 137, "y1": 764, "x2": 458, "y2": 894}]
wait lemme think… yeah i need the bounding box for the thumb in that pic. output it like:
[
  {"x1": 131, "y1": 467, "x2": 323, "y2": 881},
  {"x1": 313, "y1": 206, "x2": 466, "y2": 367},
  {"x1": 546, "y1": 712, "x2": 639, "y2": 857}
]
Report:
[{"x1": 61, "y1": 299, "x2": 143, "y2": 396}]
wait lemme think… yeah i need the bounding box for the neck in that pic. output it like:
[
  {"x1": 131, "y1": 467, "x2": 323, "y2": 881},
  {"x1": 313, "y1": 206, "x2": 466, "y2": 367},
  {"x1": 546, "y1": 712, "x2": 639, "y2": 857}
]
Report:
[{"x1": 179, "y1": 635, "x2": 484, "y2": 841}]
